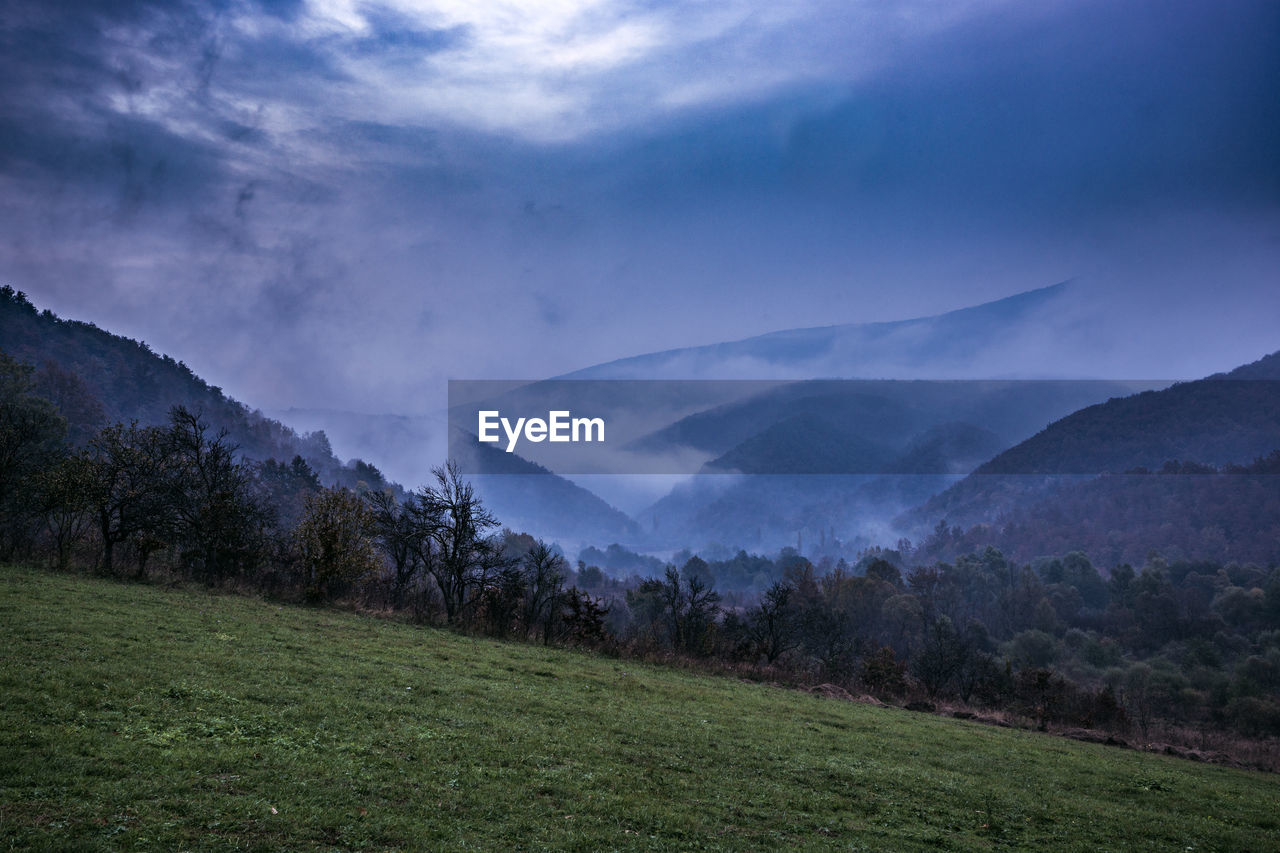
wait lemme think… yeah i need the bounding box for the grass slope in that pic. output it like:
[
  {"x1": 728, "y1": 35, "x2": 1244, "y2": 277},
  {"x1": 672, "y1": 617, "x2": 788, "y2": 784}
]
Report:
[{"x1": 2, "y1": 567, "x2": 1277, "y2": 851}]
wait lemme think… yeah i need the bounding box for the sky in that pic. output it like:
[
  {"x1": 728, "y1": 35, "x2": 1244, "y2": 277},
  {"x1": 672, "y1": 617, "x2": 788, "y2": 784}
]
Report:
[{"x1": 1, "y1": 0, "x2": 1278, "y2": 417}]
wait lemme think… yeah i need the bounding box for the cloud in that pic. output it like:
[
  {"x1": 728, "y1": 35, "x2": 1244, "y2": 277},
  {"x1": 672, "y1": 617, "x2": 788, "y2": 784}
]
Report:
[
  {"x1": 295, "y1": 0, "x2": 1019, "y2": 141},
  {"x1": 6, "y1": 0, "x2": 1008, "y2": 146},
  {"x1": 0, "y1": 0, "x2": 1277, "y2": 464}
]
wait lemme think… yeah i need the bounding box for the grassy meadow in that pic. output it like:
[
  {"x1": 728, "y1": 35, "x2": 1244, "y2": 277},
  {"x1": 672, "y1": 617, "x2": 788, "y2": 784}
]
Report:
[{"x1": 1, "y1": 565, "x2": 1277, "y2": 851}]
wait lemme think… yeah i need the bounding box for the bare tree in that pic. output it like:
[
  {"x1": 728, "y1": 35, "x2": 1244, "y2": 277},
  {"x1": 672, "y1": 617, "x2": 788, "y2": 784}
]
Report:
[
  {"x1": 416, "y1": 461, "x2": 511, "y2": 624},
  {"x1": 655, "y1": 562, "x2": 721, "y2": 655},
  {"x1": 166, "y1": 407, "x2": 271, "y2": 581},
  {"x1": 84, "y1": 421, "x2": 172, "y2": 576},
  {"x1": 521, "y1": 540, "x2": 567, "y2": 643},
  {"x1": 748, "y1": 581, "x2": 799, "y2": 663},
  {"x1": 365, "y1": 488, "x2": 422, "y2": 607}
]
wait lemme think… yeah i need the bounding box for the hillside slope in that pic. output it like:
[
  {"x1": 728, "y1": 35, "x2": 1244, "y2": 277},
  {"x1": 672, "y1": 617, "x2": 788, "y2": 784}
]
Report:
[
  {"x1": 921, "y1": 455, "x2": 1280, "y2": 566},
  {"x1": 975, "y1": 361, "x2": 1280, "y2": 477},
  {"x1": 2, "y1": 566, "x2": 1277, "y2": 851},
  {"x1": 913, "y1": 350, "x2": 1280, "y2": 531},
  {"x1": 0, "y1": 286, "x2": 379, "y2": 487}
]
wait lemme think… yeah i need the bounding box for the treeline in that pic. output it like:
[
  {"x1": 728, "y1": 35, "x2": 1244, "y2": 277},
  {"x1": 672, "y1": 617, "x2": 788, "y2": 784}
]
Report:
[
  {"x1": 0, "y1": 350, "x2": 610, "y2": 645},
  {"x1": 584, "y1": 545, "x2": 1280, "y2": 748},
  {"x1": 564, "y1": 538, "x2": 1280, "y2": 747}
]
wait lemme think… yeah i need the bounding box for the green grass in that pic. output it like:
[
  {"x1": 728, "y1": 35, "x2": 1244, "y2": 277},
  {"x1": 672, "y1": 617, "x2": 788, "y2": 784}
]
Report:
[{"x1": 1, "y1": 567, "x2": 1277, "y2": 851}]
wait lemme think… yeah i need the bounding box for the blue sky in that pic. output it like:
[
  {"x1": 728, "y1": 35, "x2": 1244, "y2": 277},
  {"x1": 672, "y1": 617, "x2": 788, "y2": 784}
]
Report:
[{"x1": 1, "y1": 0, "x2": 1278, "y2": 413}]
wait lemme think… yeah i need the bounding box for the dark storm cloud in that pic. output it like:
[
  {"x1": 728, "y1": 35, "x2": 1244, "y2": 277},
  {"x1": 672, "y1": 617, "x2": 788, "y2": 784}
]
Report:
[
  {"x1": 573, "y1": 0, "x2": 1280, "y2": 219},
  {"x1": 1, "y1": 0, "x2": 252, "y2": 206},
  {"x1": 0, "y1": 0, "x2": 1277, "y2": 471}
]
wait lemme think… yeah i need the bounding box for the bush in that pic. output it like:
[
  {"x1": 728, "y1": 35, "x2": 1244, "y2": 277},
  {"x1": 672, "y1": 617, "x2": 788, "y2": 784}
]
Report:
[
  {"x1": 295, "y1": 487, "x2": 379, "y2": 601},
  {"x1": 862, "y1": 646, "x2": 908, "y2": 697}
]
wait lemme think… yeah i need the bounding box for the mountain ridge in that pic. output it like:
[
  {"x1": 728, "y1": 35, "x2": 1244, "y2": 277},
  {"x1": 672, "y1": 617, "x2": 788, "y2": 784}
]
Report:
[{"x1": 562, "y1": 282, "x2": 1073, "y2": 380}]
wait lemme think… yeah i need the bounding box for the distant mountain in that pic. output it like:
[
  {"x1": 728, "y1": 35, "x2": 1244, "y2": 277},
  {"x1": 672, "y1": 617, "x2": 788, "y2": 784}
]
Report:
[
  {"x1": 628, "y1": 379, "x2": 1145, "y2": 550},
  {"x1": 0, "y1": 286, "x2": 383, "y2": 489},
  {"x1": 913, "y1": 350, "x2": 1280, "y2": 530},
  {"x1": 628, "y1": 384, "x2": 918, "y2": 459},
  {"x1": 705, "y1": 412, "x2": 899, "y2": 475},
  {"x1": 563, "y1": 282, "x2": 1074, "y2": 380},
  {"x1": 703, "y1": 417, "x2": 1002, "y2": 477},
  {"x1": 887, "y1": 422, "x2": 1007, "y2": 476},
  {"x1": 448, "y1": 283, "x2": 1161, "y2": 552},
  {"x1": 976, "y1": 371, "x2": 1280, "y2": 477},
  {"x1": 633, "y1": 379, "x2": 1138, "y2": 468}
]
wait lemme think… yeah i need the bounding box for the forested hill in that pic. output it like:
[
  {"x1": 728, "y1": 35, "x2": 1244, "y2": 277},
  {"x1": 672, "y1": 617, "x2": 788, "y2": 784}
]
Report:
[
  {"x1": 973, "y1": 350, "x2": 1280, "y2": 477},
  {"x1": 0, "y1": 286, "x2": 382, "y2": 488},
  {"x1": 1216, "y1": 351, "x2": 1280, "y2": 380},
  {"x1": 906, "y1": 349, "x2": 1280, "y2": 558}
]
